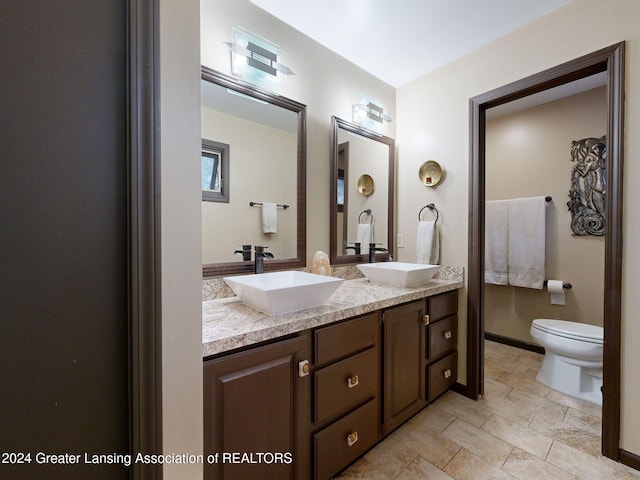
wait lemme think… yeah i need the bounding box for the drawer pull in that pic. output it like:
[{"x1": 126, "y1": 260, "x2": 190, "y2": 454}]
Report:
[
  {"x1": 423, "y1": 314, "x2": 430, "y2": 325},
  {"x1": 444, "y1": 330, "x2": 452, "y2": 339},
  {"x1": 299, "y1": 360, "x2": 310, "y2": 377},
  {"x1": 443, "y1": 369, "x2": 452, "y2": 379},
  {"x1": 346, "y1": 431, "x2": 359, "y2": 447},
  {"x1": 347, "y1": 374, "x2": 359, "y2": 389}
]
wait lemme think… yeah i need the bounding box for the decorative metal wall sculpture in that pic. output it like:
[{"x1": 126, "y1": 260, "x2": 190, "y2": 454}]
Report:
[{"x1": 567, "y1": 136, "x2": 606, "y2": 236}]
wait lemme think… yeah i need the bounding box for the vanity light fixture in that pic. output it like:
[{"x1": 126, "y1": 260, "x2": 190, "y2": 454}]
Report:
[
  {"x1": 225, "y1": 26, "x2": 294, "y2": 93},
  {"x1": 352, "y1": 93, "x2": 392, "y2": 133}
]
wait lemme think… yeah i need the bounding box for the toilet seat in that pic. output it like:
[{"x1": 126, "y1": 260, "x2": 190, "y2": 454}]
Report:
[{"x1": 532, "y1": 319, "x2": 603, "y2": 345}]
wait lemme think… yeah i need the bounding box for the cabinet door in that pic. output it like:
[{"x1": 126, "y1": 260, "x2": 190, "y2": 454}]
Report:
[
  {"x1": 203, "y1": 335, "x2": 311, "y2": 480},
  {"x1": 383, "y1": 300, "x2": 426, "y2": 434}
]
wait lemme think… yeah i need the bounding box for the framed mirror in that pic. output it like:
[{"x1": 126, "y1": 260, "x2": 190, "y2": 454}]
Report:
[
  {"x1": 330, "y1": 116, "x2": 395, "y2": 265},
  {"x1": 201, "y1": 66, "x2": 306, "y2": 277}
]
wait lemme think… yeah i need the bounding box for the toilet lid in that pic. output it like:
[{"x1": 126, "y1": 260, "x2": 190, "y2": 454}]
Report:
[{"x1": 532, "y1": 319, "x2": 603, "y2": 344}]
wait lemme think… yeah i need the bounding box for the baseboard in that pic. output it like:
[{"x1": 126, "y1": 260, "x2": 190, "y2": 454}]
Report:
[
  {"x1": 619, "y1": 449, "x2": 640, "y2": 472},
  {"x1": 451, "y1": 381, "x2": 470, "y2": 398},
  {"x1": 485, "y1": 332, "x2": 545, "y2": 355}
]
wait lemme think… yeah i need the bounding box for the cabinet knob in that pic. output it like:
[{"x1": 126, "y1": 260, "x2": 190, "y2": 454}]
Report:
[
  {"x1": 298, "y1": 360, "x2": 310, "y2": 377},
  {"x1": 444, "y1": 330, "x2": 452, "y2": 339},
  {"x1": 443, "y1": 369, "x2": 452, "y2": 379},
  {"x1": 347, "y1": 374, "x2": 359, "y2": 389},
  {"x1": 346, "y1": 431, "x2": 359, "y2": 447},
  {"x1": 423, "y1": 314, "x2": 430, "y2": 325}
]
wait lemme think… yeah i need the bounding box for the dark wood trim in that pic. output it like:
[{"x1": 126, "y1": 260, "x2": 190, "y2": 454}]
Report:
[
  {"x1": 484, "y1": 333, "x2": 545, "y2": 355},
  {"x1": 329, "y1": 116, "x2": 395, "y2": 265},
  {"x1": 129, "y1": 0, "x2": 163, "y2": 478},
  {"x1": 201, "y1": 67, "x2": 306, "y2": 277},
  {"x1": 601, "y1": 42, "x2": 625, "y2": 461},
  {"x1": 620, "y1": 449, "x2": 640, "y2": 472},
  {"x1": 468, "y1": 43, "x2": 625, "y2": 461},
  {"x1": 451, "y1": 382, "x2": 469, "y2": 398}
]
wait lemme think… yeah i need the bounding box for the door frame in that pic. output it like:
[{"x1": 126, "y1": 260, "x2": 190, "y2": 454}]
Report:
[
  {"x1": 467, "y1": 42, "x2": 625, "y2": 460},
  {"x1": 129, "y1": 0, "x2": 163, "y2": 478}
]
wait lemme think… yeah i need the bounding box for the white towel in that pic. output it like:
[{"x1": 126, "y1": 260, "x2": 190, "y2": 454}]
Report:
[
  {"x1": 416, "y1": 220, "x2": 439, "y2": 264},
  {"x1": 357, "y1": 223, "x2": 373, "y2": 254},
  {"x1": 508, "y1": 197, "x2": 546, "y2": 289},
  {"x1": 484, "y1": 200, "x2": 510, "y2": 285},
  {"x1": 262, "y1": 202, "x2": 278, "y2": 234}
]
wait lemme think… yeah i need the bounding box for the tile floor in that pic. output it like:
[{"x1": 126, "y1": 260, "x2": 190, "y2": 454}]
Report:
[{"x1": 336, "y1": 340, "x2": 640, "y2": 480}]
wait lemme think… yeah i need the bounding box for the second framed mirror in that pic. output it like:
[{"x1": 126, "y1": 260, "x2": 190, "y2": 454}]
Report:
[{"x1": 330, "y1": 116, "x2": 395, "y2": 265}]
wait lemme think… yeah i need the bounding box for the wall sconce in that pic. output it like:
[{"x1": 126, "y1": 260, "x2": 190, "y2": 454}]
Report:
[
  {"x1": 224, "y1": 26, "x2": 294, "y2": 93},
  {"x1": 352, "y1": 94, "x2": 392, "y2": 133}
]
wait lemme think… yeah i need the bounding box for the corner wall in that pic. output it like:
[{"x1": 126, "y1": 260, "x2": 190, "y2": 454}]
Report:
[
  {"x1": 396, "y1": 0, "x2": 640, "y2": 455},
  {"x1": 160, "y1": 0, "x2": 203, "y2": 478}
]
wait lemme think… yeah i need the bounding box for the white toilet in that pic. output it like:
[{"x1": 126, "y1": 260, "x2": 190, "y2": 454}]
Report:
[{"x1": 530, "y1": 319, "x2": 604, "y2": 405}]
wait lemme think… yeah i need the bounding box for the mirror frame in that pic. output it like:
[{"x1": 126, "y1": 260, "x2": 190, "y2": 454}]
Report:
[
  {"x1": 201, "y1": 66, "x2": 307, "y2": 277},
  {"x1": 330, "y1": 116, "x2": 395, "y2": 265}
]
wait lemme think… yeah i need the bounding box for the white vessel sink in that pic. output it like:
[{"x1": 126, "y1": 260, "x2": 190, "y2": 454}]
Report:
[
  {"x1": 224, "y1": 271, "x2": 344, "y2": 315},
  {"x1": 357, "y1": 262, "x2": 440, "y2": 288}
]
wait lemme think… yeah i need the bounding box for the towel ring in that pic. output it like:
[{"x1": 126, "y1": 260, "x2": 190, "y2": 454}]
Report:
[
  {"x1": 358, "y1": 209, "x2": 373, "y2": 224},
  {"x1": 418, "y1": 203, "x2": 439, "y2": 222}
]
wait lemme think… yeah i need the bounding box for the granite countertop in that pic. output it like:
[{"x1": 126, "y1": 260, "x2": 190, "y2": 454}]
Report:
[{"x1": 203, "y1": 267, "x2": 463, "y2": 358}]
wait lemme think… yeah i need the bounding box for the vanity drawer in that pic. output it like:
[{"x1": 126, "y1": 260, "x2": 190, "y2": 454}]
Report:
[
  {"x1": 427, "y1": 351, "x2": 457, "y2": 402},
  {"x1": 427, "y1": 314, "x2": 458, "y2": 361},
  {"x1": 314, "y1": 399, "x2": 378, "y2": 480},
  {"x1": 427, "y1": 290, "x2": 458, "y2": 323},
  {"x1": 315, "y1": 347, "x2": 378, "y2": 424},
  {"x1": 314, "y1": 312, "x2": 379, "y2": 365}
]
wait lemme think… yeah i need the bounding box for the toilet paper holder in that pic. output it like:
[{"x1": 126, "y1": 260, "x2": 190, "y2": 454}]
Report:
[{"x1": 543, "y1": 280, "x2": 572, "y2": 289}]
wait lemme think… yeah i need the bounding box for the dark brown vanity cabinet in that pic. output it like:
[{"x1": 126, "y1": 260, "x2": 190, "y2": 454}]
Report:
[
  {"x1": 203, "y1": 334, "x2": 311, "y2": 480},
  {"x1": 311, "y1": 312, "x2": 381, "y2": 480},
  {"x1": 382, "y1": 300, "x2": 427, "y2": 434},
  {"x1": 202, "y1": 289, "x2": 460, "y2": 480},
  {"x1": 425, "y1": 290, "x2": 459, "y2": 401}
]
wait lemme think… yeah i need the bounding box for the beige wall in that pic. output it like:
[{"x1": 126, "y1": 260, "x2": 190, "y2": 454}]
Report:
[
  {"x1": 160, "y1": 0, "x2": 203, "y2": 478},
  {"x1": 201, "y1": 0, "x2": 396, "y2": 266},
  {"x1": 201, "y1": 107, "x2": 298, "y2": 263},
  {"x1": 396, "y1": 0, "x2": 640, "y2": 454},
  {"x1": 485, "y1": 87, "x2": 606, "y2": 343}
]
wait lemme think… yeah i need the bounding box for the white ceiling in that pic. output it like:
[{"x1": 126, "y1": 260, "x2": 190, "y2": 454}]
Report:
[{"x1": 250, "y1": 0, "x2": 572, "y2": 87}]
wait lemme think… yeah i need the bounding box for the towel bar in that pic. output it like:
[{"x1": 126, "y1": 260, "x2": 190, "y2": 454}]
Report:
[
  {"x1": 249, "y1": 201, "x2": 289, "y2": 209},
  {"x1": 358, "y1": 209, "x2": 373, "y2": 224},
  {"x1": 418, "y1": 203, "x2": 439, "y2": 222}
]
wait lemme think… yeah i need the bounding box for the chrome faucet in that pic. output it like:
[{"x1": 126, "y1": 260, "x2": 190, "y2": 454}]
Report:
[
  {"x1": 234, "y1": 244, "x2": 252, "y2": 261},
  {"x1": 254, "y1": 246, "x2": 274, "y2": 274},
  {"x1": 368, "y1": 243, "x2": 388, "y2": 263}
]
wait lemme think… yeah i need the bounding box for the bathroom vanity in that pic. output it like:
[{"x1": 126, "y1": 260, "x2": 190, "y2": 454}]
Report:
[{"x1": 202, "y1": 269, "x2": 461, "y2": 480}]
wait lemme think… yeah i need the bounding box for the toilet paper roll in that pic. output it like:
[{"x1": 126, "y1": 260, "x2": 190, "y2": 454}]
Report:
[{"x1": 547, "y1": 279, "x2": 565, "y2": 305}]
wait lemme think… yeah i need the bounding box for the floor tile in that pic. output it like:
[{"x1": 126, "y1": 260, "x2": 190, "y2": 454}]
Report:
[
  {"x1": 395, "y1": 456, "x2": 454, "y2": 480},
  {"x1": 393, "y1": 420, "x2": 460, "y2": 469},
  {"x1": 362, "y1": 435, "x2": 418, "y2": 479},
  {"x1": 334, "y1": 457, "x2": 391, "y2": 480},
  {"x1": 436, "y1": 390, "x2": 493, "y2": 428},
  {"x1": 477, "y1": 391, "x2": 537, "y2": 426},
  {"x1": 502, "y1": 447, "x2": 578, "y2": 480},
  {"x1": 441, "y1": 418, "x2": 513, "y2": 467},
  {"x1": 482, "y1": 414, "x2": 553, "y2": 459},
  {"x1": 443, "y1": 448, "x2": 516, "y2": 480},
  {"x1": 405, "y1": 402, "x2": 456, "y2": 433}
]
